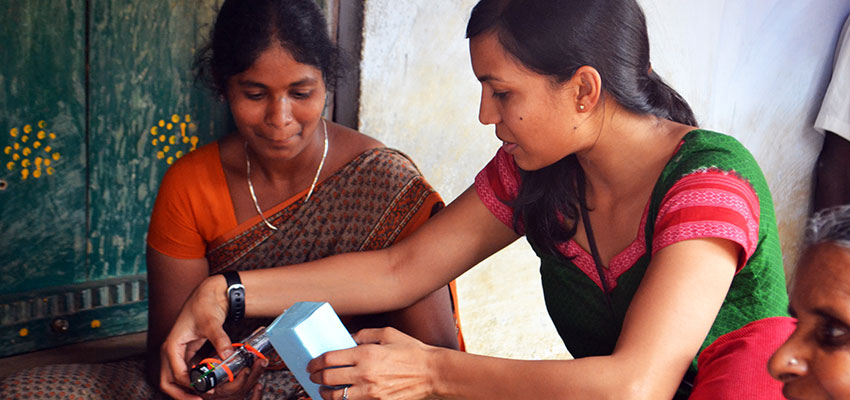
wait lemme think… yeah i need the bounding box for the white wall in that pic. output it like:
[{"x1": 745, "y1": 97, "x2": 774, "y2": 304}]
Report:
[
  {"x1": 357, "y1": 0, "x2": 850, "y2": 359},
  {"x1": 642, "y1": 0, "x2": 850, "y2": 279}
]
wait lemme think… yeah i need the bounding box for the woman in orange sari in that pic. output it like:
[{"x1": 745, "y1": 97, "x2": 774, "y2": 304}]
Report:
[{"x1": 145, "y1": 0, "x2": 462, "y2": 398}]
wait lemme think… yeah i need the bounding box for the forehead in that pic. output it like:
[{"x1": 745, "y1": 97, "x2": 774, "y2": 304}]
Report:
[
  {"x1": 236, "y1": 44, "x2": 323, "y2": 84},
  {"x1": 792, "y1": 243, "x2": 850, "y2": 309},
  {"x1": 469, "y1": 32, "x2": 531, "y2": 81}
]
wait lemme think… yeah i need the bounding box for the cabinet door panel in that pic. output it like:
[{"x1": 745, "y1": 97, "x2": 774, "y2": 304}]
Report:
[
  {"x1": 0, "y1": 1, "x2": 86, "y2": 294},
  {"x1": 0, "y1": 0, "x2": 88, "y2": 356},
  {"x1": 88, "y1": 0, "x2": 227, "y2": 279}
]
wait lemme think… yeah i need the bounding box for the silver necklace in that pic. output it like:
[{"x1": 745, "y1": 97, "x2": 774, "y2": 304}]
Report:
[{"x1": 245, "y1": 119, "x2": 329, "y2": 231}]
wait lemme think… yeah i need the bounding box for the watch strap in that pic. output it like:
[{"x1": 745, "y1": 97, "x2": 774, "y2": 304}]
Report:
[{"x1": 222, "y1": 271, "x2": 245, "y2": 325}]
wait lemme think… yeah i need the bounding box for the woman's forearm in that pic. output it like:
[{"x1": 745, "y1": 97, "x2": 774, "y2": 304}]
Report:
[
  {"x1": 235, "y1": 187, "x2": 519, "y2": 319},
  {"x1": 429, "y1": 349, "x2": 671, "y2": 400},
  {"x1": 240, "y1": 248, "x2": 419, "y2": 318}
]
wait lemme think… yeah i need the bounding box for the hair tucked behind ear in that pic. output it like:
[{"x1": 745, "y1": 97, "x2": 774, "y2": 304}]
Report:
[{"x1": 467, "y1": 0, "x2": 696, "y2": 259}]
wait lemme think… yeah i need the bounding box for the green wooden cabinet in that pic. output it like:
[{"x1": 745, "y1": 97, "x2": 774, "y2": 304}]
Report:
[{"x1": 0, "y1": 0, "x2": 230, "y2": 357}]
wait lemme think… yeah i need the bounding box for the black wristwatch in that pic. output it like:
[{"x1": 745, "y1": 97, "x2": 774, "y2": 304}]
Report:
[{"x1": 222, "y1": 271, "x2": 245, "y2": 325}]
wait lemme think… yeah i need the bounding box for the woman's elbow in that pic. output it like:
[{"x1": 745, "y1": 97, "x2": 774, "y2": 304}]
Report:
[{"x1": 610, "y1": 377, "x2": 677, "y2": 400}]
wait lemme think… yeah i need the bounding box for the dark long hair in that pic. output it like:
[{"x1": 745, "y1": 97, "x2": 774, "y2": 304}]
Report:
[
  {"x1": 195, "y1": 0, "x2": 347, "y2": 97},
  {"x1": 467, "y1": 0, "x2": 697, "y2": 259}
]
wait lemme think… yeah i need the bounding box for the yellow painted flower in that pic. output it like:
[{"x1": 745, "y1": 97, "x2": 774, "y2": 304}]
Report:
[{"x1": 150, "y1": 113, "x2": 198, "y2": 165}]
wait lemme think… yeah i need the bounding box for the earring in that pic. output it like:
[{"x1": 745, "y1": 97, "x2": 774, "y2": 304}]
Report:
[{"x1": 579, "y1": 104, "x2": 585, "y2": 111}]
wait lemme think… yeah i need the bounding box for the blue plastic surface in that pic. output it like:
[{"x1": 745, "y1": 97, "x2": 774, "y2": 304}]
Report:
[{"x1": 267, "y1": 302, "x2": 356, "y2": 399}]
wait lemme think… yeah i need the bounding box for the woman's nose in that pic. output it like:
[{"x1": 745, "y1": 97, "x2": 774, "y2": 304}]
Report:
[
  {"x1": 768, "y1": 337, "x2": 808, "y2": 382},
  {"x1": 266, "y1": 96, "x2": 294, "y2": 127},
  {"x1": 478, "y1": 95, "x2": 500, "y2": 126}
]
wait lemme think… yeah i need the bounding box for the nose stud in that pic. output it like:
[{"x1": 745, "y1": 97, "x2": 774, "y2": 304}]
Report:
[{"x1": 788, "y1": 358, "x2": 799, "y2": 366}]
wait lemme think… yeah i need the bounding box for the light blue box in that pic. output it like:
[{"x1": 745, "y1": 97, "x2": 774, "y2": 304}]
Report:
[{"x1": 266, "y1": 302, "x2": 357, "y2": 399}]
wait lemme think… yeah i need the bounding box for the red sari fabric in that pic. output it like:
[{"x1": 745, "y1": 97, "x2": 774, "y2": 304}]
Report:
[{"x1": 689, "y1": 316, "x2": 795, "y2": 399}]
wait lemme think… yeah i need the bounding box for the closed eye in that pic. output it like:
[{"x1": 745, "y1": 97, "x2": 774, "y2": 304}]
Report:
[
  {"x1": 244, "y1": 92, "x2": 265, "y2": 100},
  {"x1": 492, "y1": 91, "x2": 508, "y2": 99},
  {"x1": 290, "y1": 90, "x2": 314, "y2": 100}
]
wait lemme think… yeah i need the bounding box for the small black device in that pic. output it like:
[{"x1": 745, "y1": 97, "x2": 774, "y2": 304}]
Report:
[{"x1": 189, "y1": 327, "x2": 274, "y2": 393}]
